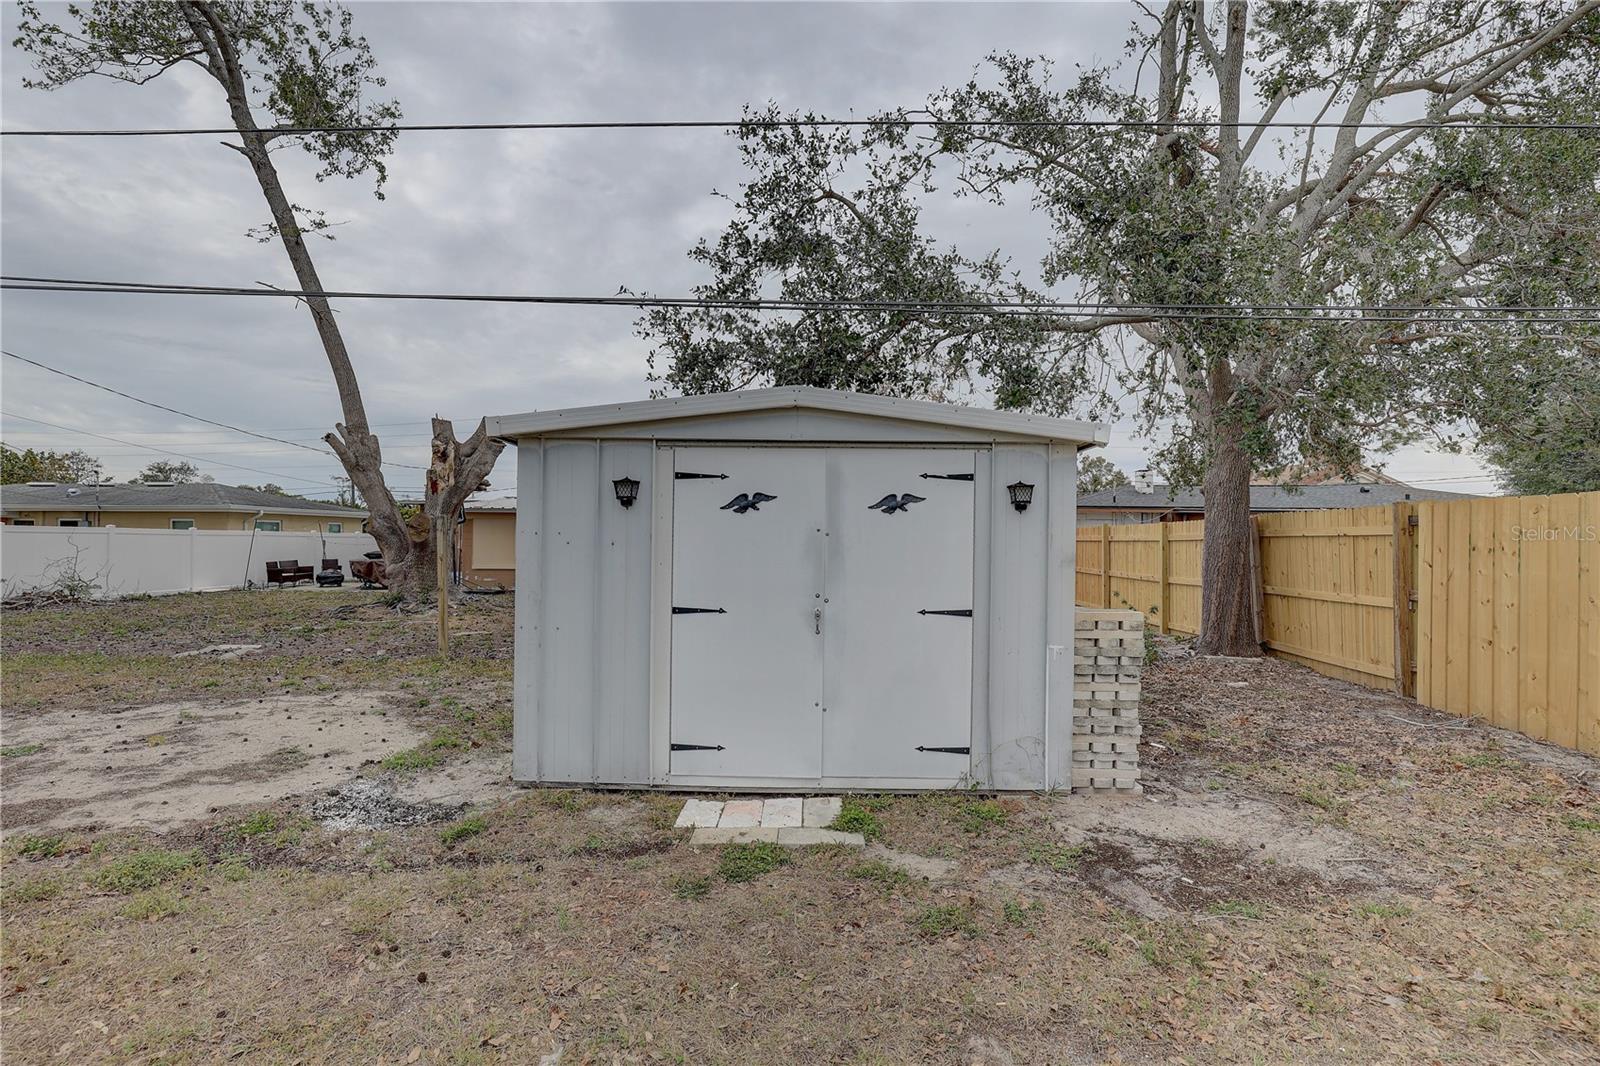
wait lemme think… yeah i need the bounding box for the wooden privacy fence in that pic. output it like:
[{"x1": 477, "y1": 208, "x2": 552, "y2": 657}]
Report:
[{"x1": 1075, "y1": 491, "x2": 1599, "y2": 755}]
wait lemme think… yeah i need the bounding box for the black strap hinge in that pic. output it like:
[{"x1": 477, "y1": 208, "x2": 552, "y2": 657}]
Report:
[
  {"x1": 918, "y1": 609, "x2": 973, "y2": 617},
  {"x1": 671, "y1": 743, "x2": 726, "y2": 752},
  {"x1": 916, "y1": 745, "x2": 971, "y2": 755},
  {"x1": 919, "y1": 472, "x2": 974, "y2": 481},
  {"x1": 675, "y1": 471, "x2": 729, "y2": 480},
  {"x1": 672, "y1": 606, "x2": 727, "y2": 615}
]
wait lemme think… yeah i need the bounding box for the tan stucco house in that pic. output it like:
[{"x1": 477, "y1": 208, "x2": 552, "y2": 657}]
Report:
[{"x1": 0, "y1": 482, "x2": 366, "y2": 532}]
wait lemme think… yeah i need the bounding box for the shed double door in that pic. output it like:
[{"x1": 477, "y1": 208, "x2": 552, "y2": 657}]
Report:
[{"x1": 669, "y1": 446, "x2": 975, "y2": 783}]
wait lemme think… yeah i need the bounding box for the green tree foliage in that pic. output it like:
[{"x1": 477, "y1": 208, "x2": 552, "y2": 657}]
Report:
[
  {"x1": 237, "y1": 482, "x2": 291, "y2": 495},
  {"x1": 1077, "y1": 455, "x2": 1133, "y2": 495},
  {"x1": 0, "y1": 444, "x2": 102, "y2": 484},
  {"x1": 640, "y1": 2, "x2": 1600, "y2": 652},
  {"x1": 1477, "y1": 349, "x2": 1600, "y2": 494},
  {"x1": 131, "y1": 460, "x2": 212, "y2": 484}
]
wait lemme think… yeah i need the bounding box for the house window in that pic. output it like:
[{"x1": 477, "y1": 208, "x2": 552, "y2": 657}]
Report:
[
  {"x1": 58, "y1": 519, "x2": 84, "y2": 527},
  {"x1": 12, "y1": 519, "x2": 35, "y2": 526},
  {"x1": 254, "y1": 519, "x2": 282, "y2": 532},
  {"x1": 327, "y1": 522, "x2": 342, "y2": 533},
  {"x1": 170, "y1": 518, "x2": 196, "y2": 530}
]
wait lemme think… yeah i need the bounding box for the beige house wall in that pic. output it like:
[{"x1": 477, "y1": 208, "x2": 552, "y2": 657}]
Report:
[
  {"x1": 462, "y1": 512, "x2": 516, "y2": 588},
  {"x1": 3, "y1": 509, "x2": 357, "y2": 532}
]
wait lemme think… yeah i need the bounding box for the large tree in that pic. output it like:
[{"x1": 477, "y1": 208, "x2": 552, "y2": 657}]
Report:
[
  {"x1": 0, "y1": 444, "x2": 102, "y2": 483},
  {"x1": 640, "y1": 1, "x2": 1600, "y2": 655},
  {"x1": 14, "y1": 1, "x2": 502, "y2": 592},
  {"x1": 1077, "y1": 454, "x2": 1133, "y2": 495},
  {"x1": 131, "y1": 459, "x2": 211, "y2": 484}
]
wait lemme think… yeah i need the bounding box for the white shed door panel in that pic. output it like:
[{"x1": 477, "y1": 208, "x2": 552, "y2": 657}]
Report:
[
  {"x1": 669, "y1": 448, "x2": 825, "y2": 779},
  {"x1": 822, "y1": 449, "x2": 975, "y2": 779}
]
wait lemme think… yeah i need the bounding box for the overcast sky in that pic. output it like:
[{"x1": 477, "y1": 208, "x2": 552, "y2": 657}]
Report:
[{"x1": 1, "y1": 1, "x2": 1498, "y2": 499}]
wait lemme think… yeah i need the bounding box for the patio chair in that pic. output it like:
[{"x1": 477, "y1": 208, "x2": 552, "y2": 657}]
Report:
[{"x1": 316, "y1": 559, "x2": 345, "y2": 588}]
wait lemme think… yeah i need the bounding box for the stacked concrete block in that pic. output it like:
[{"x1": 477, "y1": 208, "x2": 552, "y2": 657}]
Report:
[{"x1": 1071, "y1": 608, "x2": 1145, "y2": 794}]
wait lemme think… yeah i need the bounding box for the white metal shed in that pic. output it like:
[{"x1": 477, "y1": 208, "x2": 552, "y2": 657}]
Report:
[{"x1": 485, "y1": 387, "x2": 1110, "y2": 791}]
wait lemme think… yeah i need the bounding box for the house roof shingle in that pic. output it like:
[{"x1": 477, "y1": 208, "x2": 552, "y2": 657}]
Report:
[{"x1": 1, "y1": 482, "x2": 367, "y2": 517}]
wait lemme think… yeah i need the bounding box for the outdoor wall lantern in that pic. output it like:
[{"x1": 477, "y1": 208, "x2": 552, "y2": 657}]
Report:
[
  {"x1": 1007, "y1": 480, "x2": 1035, "y2": 513},
  {"x1": 613, "y1": 476, "x2": 641, "y2": 509}
]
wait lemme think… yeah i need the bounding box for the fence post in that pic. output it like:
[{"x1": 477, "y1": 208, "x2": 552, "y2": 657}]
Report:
[
  {"x1": 1100, "y1": 525, "x2": 1112, "y2": 608},
  {"x1": 1392, "y1": 501, "x2": 1418, "y2": 698},
  {"x1": 1158, "y1": 521, "x2": 1171, "y2": 634},
  {"x1": 1248, "y1": 516, "x2": 1265, "y2": 647}
]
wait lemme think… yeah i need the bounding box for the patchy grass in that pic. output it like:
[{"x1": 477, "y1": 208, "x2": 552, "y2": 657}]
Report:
[
  {"x1": 1003, "y1": 899, "x2": 1042, "y2": 926},
  {"x1": 231, "y1": 811, "x2": 279, "y2": 838},
  {"x1": 439, "y1": 815, "x2": 487, "y2": 845},
  {"x1": 1027, "y1": 842, "x2": 1093, "y2": 871},
  {"x1": 380, "y1": 747, "x2": 445, "y2": 772},
  {"x1": 670, "y1": 875, "x2": 712, "y2": 900},
  {"x1": 849, "y1": 860, "x2": 912, "y2": 889},
  {"x1": 828, "y1": 798, "x2": 885, "y2": 841},
  {"x1": 717, "y1": 842, "x2": 789, "y2": 884},
  {"x1": 914, "y1": 903, "x2": 979, "y2": 938},
  {"x1": 958, "y1": 798, "x2": 1011, "y2": 834},
  {"x1": 1, "y1": 743, "x2": 44, "y2": 758},
  {"x1": 6, "y1": 877, "x2": 63, "y2": 903},
  {"x1": 90, "y1": 849, "x2": 199, "y2": 894},
  {"x1": 119, "y1": 890, "x2": 183, "y2": 921},
  {"x1": 3, "y1": 591, "x2": 1600, "y2": 1064},
  {"x1": 13, "y1": 835, "x2": 65, "y2": 860}
]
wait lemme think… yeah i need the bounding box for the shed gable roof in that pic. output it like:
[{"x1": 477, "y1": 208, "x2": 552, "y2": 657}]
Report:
[{"x1": 486, "y1": 387, "x2": 1108, "y2": 446}]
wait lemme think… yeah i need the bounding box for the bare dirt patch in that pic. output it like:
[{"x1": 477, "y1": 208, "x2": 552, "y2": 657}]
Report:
[{"x1": 1, "y1": 692, "x2": 423, "y2": 834}]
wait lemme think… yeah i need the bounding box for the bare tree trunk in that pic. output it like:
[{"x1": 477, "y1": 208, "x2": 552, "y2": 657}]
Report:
[
  {"x1": 180, "y1": 1, "x2": 503, "y2": 594},
  {"x1": 1194, "y1": 423, "x2": 1261, "y2": 657}
]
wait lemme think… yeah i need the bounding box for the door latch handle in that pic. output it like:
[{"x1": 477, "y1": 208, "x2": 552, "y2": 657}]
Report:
[{"x1": 814, "y1": 607, "x2": 822, "y2": 635}]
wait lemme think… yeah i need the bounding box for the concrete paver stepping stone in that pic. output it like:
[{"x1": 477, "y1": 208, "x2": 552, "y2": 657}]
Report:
[
  {"x1": 689, "y1": 826, "x2": 780, "y2": 845},
  {"x1": 760, "y1": 797, "x2": 803, "y2": 827},
  {"x1": 673, "y1": 798, "x2": 724, "y2": 829},
  {"x1": 718, "y1": 799, "x2": 764, "y2": 827},
  {"x1": 802, "y1": 797, "x2": 842, "y2": 827}
]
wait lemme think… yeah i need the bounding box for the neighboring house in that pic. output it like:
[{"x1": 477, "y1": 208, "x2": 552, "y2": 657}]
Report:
[
  {"x1": 0, "y1": 482, "x2": 366, "y2": 532},
  {"x1": 1077, "y1": 481, "x2": 1473, "y2": 525},
  {"x1": 460, "y1": 498, "x2": 515, "y2": 589}
]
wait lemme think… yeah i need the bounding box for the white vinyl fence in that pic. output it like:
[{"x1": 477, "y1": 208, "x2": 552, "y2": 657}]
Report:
[{"x1": 1, "y1": 526, "x2": 380, "y2": 599}]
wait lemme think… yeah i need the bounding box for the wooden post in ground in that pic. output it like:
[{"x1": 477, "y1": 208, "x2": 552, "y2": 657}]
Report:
[
  {"x1": 436, "y1": 513, "x2": 450, "y2": 656},
  {"x1": 1248, "y1": 516, "x2": 1265, "y2": 648},
  {"x1": 1392, "y1": 501, "x2": 1418, "y2": 698},
  {"x1": 1158, "y1": 521, "x2": 1171, "y2": 634},
  {"x1": 1100, "y1": 525, "x2": 1112, "y2": 608}
]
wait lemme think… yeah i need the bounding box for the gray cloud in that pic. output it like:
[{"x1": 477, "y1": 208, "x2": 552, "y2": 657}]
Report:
[{"x1": 0, "y1": 2, "x2": 1496, "y2": 495}]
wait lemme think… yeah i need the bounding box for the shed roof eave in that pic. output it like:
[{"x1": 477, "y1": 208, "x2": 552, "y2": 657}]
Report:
[{"x1": 486, "y1": 386, "x2": 1109, "y2": 446}]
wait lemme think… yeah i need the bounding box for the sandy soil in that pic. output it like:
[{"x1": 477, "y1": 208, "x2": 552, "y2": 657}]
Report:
[{"x1": 1, "y1": 692, "x2": 427, "y2": 834}]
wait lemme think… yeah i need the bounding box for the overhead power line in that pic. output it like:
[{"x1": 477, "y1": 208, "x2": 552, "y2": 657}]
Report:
[
  {"x1": 3, "y1": 116, "x2": 1596, "y2": 137},
  {"x1": 5, "y1": 277, "x2": 1599, "y2": 324},
  {"x1": 1, "y1": 348, "x2": 427, "y2": 471},
  {"x1": 0, "y1": 410, "x2": 337, "y2": 487}
]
